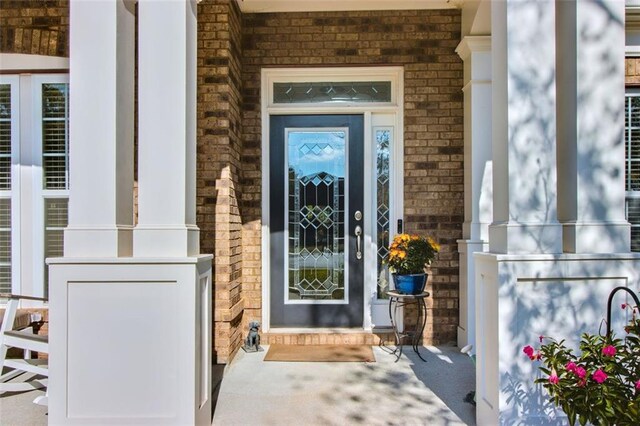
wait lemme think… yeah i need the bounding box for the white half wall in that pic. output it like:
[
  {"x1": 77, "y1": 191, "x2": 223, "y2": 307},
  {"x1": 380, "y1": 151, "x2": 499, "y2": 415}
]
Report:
[
  {"x1": 48, "y1": 256, "x2": 213, "y2": 425},
  {"x1": 474, "y1": 252, "x2": 640, "y2": 424}
]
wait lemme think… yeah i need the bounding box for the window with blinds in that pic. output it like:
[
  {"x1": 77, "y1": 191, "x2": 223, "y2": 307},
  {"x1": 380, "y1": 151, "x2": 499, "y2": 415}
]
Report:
[
  {"x1": 44, "y1": 198, "x2": 68, "y2": 295},
  {"x1": 0, "y1": 200, "x2": 10, "y2": 294},
  {"x1": 42, "y1": 83, "x2": 69, "y2": 190},
  {"x1": 0, "y1": 85, "x2": 11, "y2": 191},
  {"x1": 0, "y1": 75, "x2": 69, "y2": 299},
  {"x1": 0, "y1": 84, "x2": 11, "y2": 294},
  {"x1": 625, "y1": 91, "x2": 640, "y2": 252},
  {"x1": 41, "y1": 82, "x2": 69, "y2": 295}
]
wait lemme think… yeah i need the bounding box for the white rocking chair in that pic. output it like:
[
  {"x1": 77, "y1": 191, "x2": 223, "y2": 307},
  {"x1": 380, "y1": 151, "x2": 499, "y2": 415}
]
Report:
[{"x1": 0, "y1": 293, "x2": 48, "y2": 406}]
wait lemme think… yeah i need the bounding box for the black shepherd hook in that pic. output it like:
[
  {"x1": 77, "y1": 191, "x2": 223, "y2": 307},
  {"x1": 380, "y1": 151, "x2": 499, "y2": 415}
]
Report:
[{"x1": 606, "y1": 286, "x2": 640, "y2": 337}]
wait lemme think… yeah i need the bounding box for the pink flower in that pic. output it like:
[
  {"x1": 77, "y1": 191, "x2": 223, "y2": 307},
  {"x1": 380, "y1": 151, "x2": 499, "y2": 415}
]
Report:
[
  {"x1": 575, "y1": 366, "x2": 587, "y2": 379},
  {"x1": 549, "y1": 373, "x2": 559, "y2": 385},
  {"x1": 622, "y1": 303, "x2": 627, "y2": 309},
  {"x1": 565, "y1": 362, "x2": 577, "y2": 373},
  {"x1": 592, "y1": 369, "x2": 608, "y2": 384},
  {"x1": 602, "y1": 345, "x2": 616, "y2": 357},
  {"x1": 523, "y1": 345, "x2": 534, "y2": 358},
  {"x1": 635, "y1": 380, "x2": 640, "y2": 390}
]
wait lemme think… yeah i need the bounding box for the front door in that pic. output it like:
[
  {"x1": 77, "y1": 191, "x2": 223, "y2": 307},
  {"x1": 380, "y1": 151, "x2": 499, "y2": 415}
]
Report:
[{"x1": 270, "y1": 115, "x2": 364, "y2": 327}]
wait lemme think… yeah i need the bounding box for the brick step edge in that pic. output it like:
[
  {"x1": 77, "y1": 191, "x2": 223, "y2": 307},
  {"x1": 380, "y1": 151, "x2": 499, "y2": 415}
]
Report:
[{"x1": 261, "y1": 332, "x2": 396, "y2": 346}]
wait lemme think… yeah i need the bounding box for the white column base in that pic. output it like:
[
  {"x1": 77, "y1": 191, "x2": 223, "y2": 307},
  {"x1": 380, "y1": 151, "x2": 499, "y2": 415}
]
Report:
[
  {"x1": 457, "y1": 239, "x2": 488, "y2": 349},
  {"x1": 562, "y1": 221, "x2": 631, "y2": 254},
  {"x1": 48, "y1": 255, "x2": 213, "y2": 425},
  {"x1": 488, "y1": 222, "x2": 563, "y2": 254},
  {"x1": 64, "y1": 226, "x2": 133, "y2": 258},
  {"x1": 133, "y1": 226, "x2": 200, "y2": 257},
  {"x1": 474, "y1": 251, "x2": 640, "y2": 424}
]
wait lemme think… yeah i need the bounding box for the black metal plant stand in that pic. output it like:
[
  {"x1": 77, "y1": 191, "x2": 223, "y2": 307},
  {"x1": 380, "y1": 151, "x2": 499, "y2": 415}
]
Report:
[
  {"x1": 606, "y1": 286, "x2": 640, "y2": 337},
  {"x1": 386, "y1": 290, "x2": 429, "y2": 362}
]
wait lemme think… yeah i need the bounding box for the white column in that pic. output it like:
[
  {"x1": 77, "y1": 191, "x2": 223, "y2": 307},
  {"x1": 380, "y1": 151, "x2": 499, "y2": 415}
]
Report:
[
  {"x1": 556, "y1": 0, "x2": 630, "y2": 253},
  {"x1": 134, "y1": 0, "x2": 199, "y2": 257},
  {"x1": 456, "y1": 36, "x2": 492, "y2": 348},
  {"x1": 64, "y1": 0, "x2": 134, "y2": 257},
  {"x1": 489, "y1": 0, "x2": 563, "y2": 254},
  {"x1": 50, "y1": 1, "x2": 212, "y2": 424}
]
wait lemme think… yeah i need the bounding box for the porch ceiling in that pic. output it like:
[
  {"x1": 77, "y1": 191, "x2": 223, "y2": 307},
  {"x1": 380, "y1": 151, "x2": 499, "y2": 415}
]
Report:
[{"x1": 236, "y1": 0, "x2": 458, "y2": 13}]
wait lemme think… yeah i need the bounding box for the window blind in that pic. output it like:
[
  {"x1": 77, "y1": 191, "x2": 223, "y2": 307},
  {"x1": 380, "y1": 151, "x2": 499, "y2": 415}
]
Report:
[
  {"x1": 44, "y1": 198, "x2": 68, "y2": 295},
  {"x1": 42, "y1": 83, "x2": 69, "y2": 190},
  {"x1": 625, "y1": 93, "x2": 640, "y2": 251}
]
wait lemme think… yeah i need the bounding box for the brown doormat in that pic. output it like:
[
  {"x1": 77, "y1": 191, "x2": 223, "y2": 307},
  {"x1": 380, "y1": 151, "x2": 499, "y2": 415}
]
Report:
[{"x1": 264, "y1": 344, "x2": 375, "y2": 362}]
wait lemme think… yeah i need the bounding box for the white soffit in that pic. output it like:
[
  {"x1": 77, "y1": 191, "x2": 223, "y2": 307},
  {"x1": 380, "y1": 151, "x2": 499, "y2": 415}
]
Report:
[{"x1": 237, "y1": 0, "x2": 458, "y2": 13}]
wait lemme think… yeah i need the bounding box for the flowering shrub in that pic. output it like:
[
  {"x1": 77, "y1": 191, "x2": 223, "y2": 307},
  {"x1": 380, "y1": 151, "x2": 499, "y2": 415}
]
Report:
[
  {"x1": 385, "y1": 234, "x2": 439, "y2": 275},
  {"x1": 524, "y1": 304, "x2": 640, "y2": 425}
]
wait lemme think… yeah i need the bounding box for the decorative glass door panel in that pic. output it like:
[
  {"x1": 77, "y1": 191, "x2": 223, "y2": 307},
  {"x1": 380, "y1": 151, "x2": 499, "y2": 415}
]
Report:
[
  {"x1": 270, "y1": 115, "x2": 364, "y2": 327},
  {"x1": 287, "y1": 131, "x2": 346, "y2": 301}
]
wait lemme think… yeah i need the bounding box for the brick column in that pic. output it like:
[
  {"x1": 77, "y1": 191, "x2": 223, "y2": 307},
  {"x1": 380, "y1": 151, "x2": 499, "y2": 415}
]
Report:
[
  {"x1": 456, "y1": 36, "x2": 491, "y2": 348},
  {"x1": 488, "y1": 0, "x2": 562, "y2": 254},
  {"x1": 556, "y1": 0, "x2": 630, "y2": 253}
]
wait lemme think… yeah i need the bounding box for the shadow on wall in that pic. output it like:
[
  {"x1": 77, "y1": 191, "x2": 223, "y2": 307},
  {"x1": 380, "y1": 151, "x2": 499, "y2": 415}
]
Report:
[{"x1": 488, "y1": 1, "x2": 633, "y2": 421}]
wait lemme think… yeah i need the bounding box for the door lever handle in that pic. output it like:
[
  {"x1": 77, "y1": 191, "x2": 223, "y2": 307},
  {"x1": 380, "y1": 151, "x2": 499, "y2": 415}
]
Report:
[{"x1": 355, "y1": 225, "x2": 362, "y2": 260}]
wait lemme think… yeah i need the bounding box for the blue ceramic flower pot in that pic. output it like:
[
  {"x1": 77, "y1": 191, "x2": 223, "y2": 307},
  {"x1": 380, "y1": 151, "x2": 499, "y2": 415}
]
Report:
[{"x1": 392, "y1": 273, "x2": 427, "y2": 295}]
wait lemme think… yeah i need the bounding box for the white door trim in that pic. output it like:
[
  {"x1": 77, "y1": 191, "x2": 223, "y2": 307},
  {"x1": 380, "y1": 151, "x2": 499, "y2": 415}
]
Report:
[{"x1": 261, "y1": 67, "x2": 404, "y2": 332}]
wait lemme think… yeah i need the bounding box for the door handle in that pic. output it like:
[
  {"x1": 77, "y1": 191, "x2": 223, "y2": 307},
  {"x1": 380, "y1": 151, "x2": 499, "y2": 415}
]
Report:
[{"x1": 355, "y1": 225, "x2": 362, "y2": 260}]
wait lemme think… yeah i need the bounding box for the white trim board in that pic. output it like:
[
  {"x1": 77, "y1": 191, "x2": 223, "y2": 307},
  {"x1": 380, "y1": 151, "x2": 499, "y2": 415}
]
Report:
[
  {"x1": 237, "y1": 0, "x2": 456, "y2": 13},
  {"x1": 0, "y1": 54, "x2": 69, "y2": 72}
]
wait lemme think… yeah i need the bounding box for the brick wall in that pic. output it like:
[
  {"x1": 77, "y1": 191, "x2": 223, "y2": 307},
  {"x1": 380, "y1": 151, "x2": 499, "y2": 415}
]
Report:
[
  {"x1": 1, "y1": 0, "x2": 464, "y2": 359},
  {"x1": 197, "y1": 0, "x2": 245, "y2": 363},
  {"x1": 241, "y1": 9, "x2": 464, "y2": 345},
  {"x1": 626, "y1": 57, "x2": 640, "y2": 86},
  {"x1": 0, "y1": 0, "x2": 69, "y2": 57}
]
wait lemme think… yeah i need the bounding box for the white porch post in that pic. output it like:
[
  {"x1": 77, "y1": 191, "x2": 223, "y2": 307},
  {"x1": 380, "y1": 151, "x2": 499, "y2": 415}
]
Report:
[
  {"x1": 556, "y1": 0, "x2": 630, "y2": 253},
  {"x1": 133, "y1": 0, "x2": 199, "y2": 258},
  {"x1": 63, "y1": 0, "x2": 134, "y2": 257},
  {"x1": 475, "y1": 1, "x2": 639, "y2": 424},
  {"x1": 456, "y1": 36, "x2": 492, "y2": 349},
  {"x1": 488, "y1": 0, "x2": 563, "y2": 255},
  {"x1": 49, "y1": 1, "x2": 212, "y2": 424}
]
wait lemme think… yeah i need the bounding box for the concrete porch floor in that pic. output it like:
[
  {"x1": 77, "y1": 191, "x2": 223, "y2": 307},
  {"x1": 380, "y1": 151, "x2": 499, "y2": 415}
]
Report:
[
  {"x1": 213, "y1": 345, "x2": 476, "y2": 425},
  {"x1": 0, "y1": 345, "x2": 475, "y2": 425}
]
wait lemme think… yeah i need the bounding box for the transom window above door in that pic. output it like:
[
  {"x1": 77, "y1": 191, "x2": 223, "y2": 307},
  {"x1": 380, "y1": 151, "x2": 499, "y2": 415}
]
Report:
[
  {"x1": 264, "y1": 67, "x2": 401, "y2": 108},
  {"x1": 273, "y1": 81, "x2": 392, "y2": 104}
]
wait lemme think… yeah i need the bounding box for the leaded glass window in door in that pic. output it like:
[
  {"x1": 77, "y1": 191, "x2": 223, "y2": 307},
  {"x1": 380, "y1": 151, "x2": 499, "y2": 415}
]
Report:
[
  {"x1": 287, "y1": 130, "x2": 346, "y2": 301},
  {"x1": 375, "y1": 129, "x2": 391, "y2": 299}
]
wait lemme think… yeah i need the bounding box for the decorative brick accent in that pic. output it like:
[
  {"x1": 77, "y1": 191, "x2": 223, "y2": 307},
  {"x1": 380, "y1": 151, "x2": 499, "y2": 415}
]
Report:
[
  {"x1": 197, "y1": 0, "x2": 244, "y2": 363},
  {"x1": 262, "y1": 331, "x2": 396, "y2": 346},
  {"x1": 241, "y1": 9, "x2": 463, "y2": 346},
  {"x1": 0, "y1": 0, "x2": 69, "y2": 57}
]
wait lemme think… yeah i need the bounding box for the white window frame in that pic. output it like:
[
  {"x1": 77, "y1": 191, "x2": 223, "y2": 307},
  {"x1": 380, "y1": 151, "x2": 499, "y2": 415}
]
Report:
[
  {"x1": 0, "y1": 54, "x2": 69, "y2": 304},
  {"x1": 0, "y1": 76, "x2": 21, "y2": 296},
  {"x1": 33, "y1": 74, "x2": 70, "y2": 298},
  {"x1": 261, "y1": 67, "x2": 404, "y2": 331}
]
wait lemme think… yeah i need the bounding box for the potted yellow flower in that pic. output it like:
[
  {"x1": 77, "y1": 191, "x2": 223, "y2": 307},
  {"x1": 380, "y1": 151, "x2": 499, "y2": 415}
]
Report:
[{"x1": 386, "y1": 234, "x2": 440, "y2": 294}]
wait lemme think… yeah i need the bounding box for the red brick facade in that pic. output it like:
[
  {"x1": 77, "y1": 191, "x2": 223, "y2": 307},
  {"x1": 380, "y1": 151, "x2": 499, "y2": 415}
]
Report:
[{"x1": 2, "y1": 0, "x2": 464, "y2": 364}]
